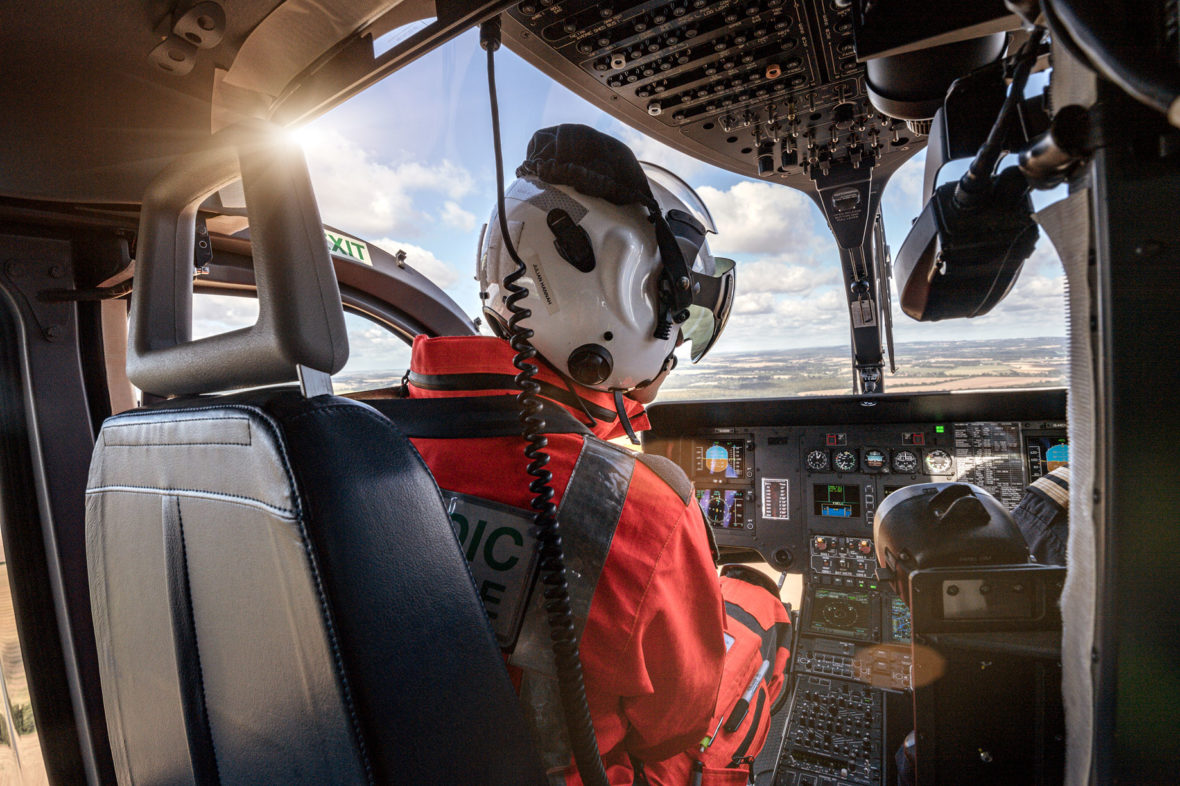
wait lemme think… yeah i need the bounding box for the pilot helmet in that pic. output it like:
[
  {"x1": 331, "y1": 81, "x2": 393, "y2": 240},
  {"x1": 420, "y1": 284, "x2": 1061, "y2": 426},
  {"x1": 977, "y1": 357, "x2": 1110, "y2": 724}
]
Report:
[
  {"x1": 873, "y1": 482, "x2": 1031, "y2": 604},
  {"x1": 477, "y1": 124, "x2": 735, "y2": 392}
]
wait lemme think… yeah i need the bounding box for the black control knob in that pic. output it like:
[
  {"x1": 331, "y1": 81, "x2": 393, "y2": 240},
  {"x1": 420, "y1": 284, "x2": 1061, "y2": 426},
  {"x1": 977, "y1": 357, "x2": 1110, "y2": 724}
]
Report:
[{"x1": 567, "y1": 344, "x2": 613, "y2": 386}]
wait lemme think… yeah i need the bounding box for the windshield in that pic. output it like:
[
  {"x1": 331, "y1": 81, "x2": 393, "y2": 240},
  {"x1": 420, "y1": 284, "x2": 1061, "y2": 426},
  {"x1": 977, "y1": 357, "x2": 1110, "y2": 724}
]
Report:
[{"x1": 273, "y1": 28, "x2": 1066, "y2": 400}]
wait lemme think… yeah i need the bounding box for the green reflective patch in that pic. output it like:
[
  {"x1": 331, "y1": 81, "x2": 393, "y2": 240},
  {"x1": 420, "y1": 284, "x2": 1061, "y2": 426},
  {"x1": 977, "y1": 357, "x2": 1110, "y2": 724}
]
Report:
[{"x1": 442, "y1": 490, "x2": 539, "y2": 649}]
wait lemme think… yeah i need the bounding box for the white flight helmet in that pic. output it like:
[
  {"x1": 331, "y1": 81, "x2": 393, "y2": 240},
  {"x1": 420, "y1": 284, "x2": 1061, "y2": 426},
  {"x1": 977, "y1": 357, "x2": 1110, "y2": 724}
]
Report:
[{"x1": 477, "y1": 162, "x2": 734, "y2": 393}]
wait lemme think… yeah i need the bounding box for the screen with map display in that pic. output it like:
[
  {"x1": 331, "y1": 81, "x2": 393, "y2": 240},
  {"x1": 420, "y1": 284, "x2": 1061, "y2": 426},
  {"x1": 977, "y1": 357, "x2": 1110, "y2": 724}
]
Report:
[
  {"x1": 805, "y1": 587, "x2": 875, "y2": 641},
  {"x1": 888, "y1": 596, "x2": 912, "y2": 643},
  {"x1": 812, "y1": 483, "x2": 861, "y2": 518}
]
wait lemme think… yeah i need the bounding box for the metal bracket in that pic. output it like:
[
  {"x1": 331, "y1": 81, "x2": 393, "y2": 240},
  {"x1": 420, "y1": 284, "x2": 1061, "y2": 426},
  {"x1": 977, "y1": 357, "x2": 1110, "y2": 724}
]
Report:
[
  {"x1": 297, "y1": 365, "x2": 334, "y2": 398},
  {"x1": 2, "y1": 257, "x2": 76, "y2": 343}
]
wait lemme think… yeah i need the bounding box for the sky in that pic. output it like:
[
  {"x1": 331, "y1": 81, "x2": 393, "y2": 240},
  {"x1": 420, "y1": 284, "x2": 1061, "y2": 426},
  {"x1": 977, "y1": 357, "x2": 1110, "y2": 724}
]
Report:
[{"x1": 280, "y1": 27, "x2": 1066, "y2": 367}]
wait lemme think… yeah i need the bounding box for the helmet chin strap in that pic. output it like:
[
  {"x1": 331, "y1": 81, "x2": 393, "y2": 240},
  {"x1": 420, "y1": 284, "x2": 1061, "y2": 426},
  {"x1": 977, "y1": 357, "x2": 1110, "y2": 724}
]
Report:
[{"x1": 613, "y1": 391, "x2": 640, "y2": 445}]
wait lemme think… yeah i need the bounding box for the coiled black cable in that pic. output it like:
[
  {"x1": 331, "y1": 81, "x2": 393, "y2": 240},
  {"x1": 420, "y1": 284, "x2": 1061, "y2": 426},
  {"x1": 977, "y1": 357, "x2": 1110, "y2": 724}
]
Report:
[{"x1": 480, "y1": 18, "x2": 611, "y2": 786}]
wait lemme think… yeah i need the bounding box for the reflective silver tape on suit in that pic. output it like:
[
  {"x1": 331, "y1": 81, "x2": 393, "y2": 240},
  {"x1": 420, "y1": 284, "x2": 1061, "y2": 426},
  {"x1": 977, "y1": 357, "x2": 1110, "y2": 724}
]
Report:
[{"x1": 510, "y1": 438, "x2": 636, "y2": 773}]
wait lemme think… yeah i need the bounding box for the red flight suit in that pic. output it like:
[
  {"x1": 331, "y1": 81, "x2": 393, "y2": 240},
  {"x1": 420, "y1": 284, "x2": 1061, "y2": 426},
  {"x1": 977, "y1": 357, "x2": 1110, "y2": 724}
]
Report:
[{"x1": 406, "y1": 335, "x2": 788, "y2": 785}]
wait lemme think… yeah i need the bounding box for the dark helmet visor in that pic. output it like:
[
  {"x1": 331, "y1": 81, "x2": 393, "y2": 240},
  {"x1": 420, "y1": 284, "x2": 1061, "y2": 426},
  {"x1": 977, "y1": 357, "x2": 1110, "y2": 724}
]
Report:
[{"x1": 683, "y1": 256, "x2": 735, "y2": 362}]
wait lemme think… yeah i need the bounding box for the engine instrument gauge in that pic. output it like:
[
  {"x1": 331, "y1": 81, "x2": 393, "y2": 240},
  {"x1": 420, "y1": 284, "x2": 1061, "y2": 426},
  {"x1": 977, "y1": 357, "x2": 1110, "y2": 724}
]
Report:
[
  {"x1": 833, "y1": 449, "x2": 858, "y2": 473},
  {"x1": 863, "y1": 448, "x2": 887, "y2": 471},
  {"x1": 806, "y1": 450, "x2": 830, "y2": 471},
  {"x1": 892, "y1": 449, "x2": 919, "y2": 474},
  {"x1": 924, "y1": 448, "x2": 953, "y2": 475}
]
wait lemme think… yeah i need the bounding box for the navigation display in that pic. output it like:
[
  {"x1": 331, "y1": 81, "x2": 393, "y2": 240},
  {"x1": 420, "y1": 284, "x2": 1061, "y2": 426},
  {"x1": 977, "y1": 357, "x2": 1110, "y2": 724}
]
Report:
[
  {"x1": 693, "y1": 439, "x2": 746, "y2": 481},
  {"x1": 806, "y1": 587, "x2": 874, "y2": 641},
  {"x1": 888, "y1": 596, "x2": 912, "y2": 643},
  {"x1": 695, "y1": 488, "x2": 749, "y2": 531},
  {"x1": 812, "y1": 484, "x2": 861, "y2": 518},
  {"x1": 1025, "y1": 433, "x2": 1069, "y2": 481}
]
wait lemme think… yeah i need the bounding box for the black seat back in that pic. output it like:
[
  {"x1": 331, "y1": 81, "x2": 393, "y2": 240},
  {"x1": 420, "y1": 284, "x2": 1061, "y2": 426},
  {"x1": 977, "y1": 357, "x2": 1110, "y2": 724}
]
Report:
[{"x1": 85, "y1": 122, "x2": 545, "y2": 784}]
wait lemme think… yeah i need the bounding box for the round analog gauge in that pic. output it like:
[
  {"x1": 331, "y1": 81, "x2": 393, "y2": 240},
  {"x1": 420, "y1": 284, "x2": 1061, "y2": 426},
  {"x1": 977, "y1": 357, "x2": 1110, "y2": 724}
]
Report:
[
  {"x1": 924, "y1": 449, "x2": 953, "y2": 475},
  {"x1": 833, "y1": 449, "x2": 858, "y2": 473},
  {"x1": 893, "y1": 449, "x2": 919, "y2": 474},
  {"x1": 706, "y1": 495, "x2": 727, "y2": 525},
  {"x1": 806, "y1": 450, "x2": 830, "y2": 472},
  {"x1": 863, "y1": 448, "x2": 887, "y2": 471}
]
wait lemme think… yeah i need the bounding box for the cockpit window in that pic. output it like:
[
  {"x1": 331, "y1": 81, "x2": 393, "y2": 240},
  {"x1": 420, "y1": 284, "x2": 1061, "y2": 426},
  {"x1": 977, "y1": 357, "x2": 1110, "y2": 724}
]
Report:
[
  {"x1": 291, "y1": 30, "x2": 1065, "y2": 401},
  {"x1": 193, "y1": 293, "x2": 411, "y2": 393}
]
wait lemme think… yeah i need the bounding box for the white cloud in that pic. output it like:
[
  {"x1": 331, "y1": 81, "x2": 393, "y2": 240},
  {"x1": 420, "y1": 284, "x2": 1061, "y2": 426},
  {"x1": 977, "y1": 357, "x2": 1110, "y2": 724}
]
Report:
[
  {"x1": 191, "y1": 292, "x2": 259, "y2": 339},
  {"x1": 722, "y1": 288, "x2": 849, "y2": 350},
  {"x1": 298, "y1": 128, "x2": 475, "y2": 238},
  {"x1": 984, "y1": 273, "x2": 1067, "y2": 316},
  {"x1": 339, "y1": 313, "x2": 413, "y2": 375},
  {"x1": 370, "y1": 238, "x2": 463, "y2": 290},
  {"x1": 884, "y1": 150, "x2": 927, "y2": 212},
  {"x1": 441, "y1": 200, "x2": 477, "y2": 232},
  {"x1": 740, "y1": 260, "x2": 839, "y2": 296},
  {"x1": 696, "y1": 180, "x2": 830, "y2": 259}
]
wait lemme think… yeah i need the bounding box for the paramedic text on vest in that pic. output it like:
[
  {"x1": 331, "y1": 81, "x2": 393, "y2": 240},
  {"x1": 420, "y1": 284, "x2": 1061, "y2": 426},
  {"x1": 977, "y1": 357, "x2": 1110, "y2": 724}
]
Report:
[{"x1": 408, "y1": 125, "x2": 791, "y2": 786}]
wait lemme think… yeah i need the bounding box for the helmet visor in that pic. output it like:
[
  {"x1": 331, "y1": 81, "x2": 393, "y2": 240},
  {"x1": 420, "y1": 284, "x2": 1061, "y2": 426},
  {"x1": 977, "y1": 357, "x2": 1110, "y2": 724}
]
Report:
[
  {"x1": 683, "y1": 256, "x2": 735, "y2": 362},
  {"x1": 641, "y1": 162, "x2": 717, "y2": 234}
]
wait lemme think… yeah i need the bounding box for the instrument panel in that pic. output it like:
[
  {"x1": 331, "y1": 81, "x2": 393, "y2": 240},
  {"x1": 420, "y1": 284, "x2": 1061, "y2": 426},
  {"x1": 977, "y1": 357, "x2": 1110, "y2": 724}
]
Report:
[
  {"x1": 645, "y1": 390, "x2": 1068, "y2": 786},
  {"x1": 645, "y1": 389, "x2": 1068, "y2": 571}
]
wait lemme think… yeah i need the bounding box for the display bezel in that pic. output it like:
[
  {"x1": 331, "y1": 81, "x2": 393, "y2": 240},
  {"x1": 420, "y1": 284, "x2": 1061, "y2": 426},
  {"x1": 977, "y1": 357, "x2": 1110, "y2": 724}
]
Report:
[
  {"x1": 694, "y1": 487, "x2": 752, "y2": 532},
  {"x1": 803, "y1": 585, "x2": 880, "y2": 643},
  {"x1": 691, "y1": 437, "x2": 752, "y2": 486},
  {"x1": 1022, "y1": 428, "x2": 1069, "y2": 482},
  {"x1": 811, "y1": 482, "x2": 862, "y2": 519}
]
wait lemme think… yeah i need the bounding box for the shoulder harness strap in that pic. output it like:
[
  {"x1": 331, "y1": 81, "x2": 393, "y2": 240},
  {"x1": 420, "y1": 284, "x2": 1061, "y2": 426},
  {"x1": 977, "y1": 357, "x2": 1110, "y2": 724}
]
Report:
[{"x1": 367, "y1": 394, "x2": 592, "y2": 438}]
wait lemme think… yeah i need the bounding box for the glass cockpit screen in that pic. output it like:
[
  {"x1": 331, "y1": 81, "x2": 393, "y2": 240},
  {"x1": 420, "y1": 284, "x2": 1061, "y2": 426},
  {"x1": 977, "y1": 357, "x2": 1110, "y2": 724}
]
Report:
[
  {"x1": 693, "y1": 439, "x2": 746, "y2": 481},
  {"x1": 888, "y1": 596, "x2": 912, "y2": 643},
  {"x1": 806, "y1": 587, "x2": 874, "y2": 642},
  {"x1": 695, "y1": 489, "x2": 750, "y2": 531},
  {"x1": 1024, "y1": 433, "x2": 1069, "y2": 481},
  {"x1": 812, "y1": 483, "x2": 861, "y2": 518}
]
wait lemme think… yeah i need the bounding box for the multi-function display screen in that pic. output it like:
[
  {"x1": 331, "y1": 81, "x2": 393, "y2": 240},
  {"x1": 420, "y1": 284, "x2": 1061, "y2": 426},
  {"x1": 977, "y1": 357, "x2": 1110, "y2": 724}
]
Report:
[
  {"x1": 1025, "y1": 433, "x2": 1069, "y2": 481},
  {"x1": 888, "y1": 596, "x2": 912, "y2": 643},
  {"x1": 812, "y1": 483, "x2": 861, "y2": 518},
  {"x1": 806, "y1": 587, "x2": 874, "y2": 641},
  {"x1": 693, "y1": 439, "x2": 746, "y2": 481},
  {"x1": 695, "y1": 488, "x2": 749, "y2": 531}
]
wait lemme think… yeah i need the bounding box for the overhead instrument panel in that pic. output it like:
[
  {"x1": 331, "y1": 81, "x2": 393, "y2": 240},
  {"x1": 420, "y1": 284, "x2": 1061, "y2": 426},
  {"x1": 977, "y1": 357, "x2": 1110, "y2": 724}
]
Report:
[{"x1": 499, "y1": 0, "x2": 926, "y2": 187}]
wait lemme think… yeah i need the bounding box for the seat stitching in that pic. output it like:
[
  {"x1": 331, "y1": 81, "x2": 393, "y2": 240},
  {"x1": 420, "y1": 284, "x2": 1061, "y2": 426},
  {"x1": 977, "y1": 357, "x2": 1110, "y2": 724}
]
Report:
[
  {"x1": 103, "y1": 442, "x2": 252, "y2": 447},
  {"x1": 85, "y1": 486, "x2": 295, "y2": 518}
]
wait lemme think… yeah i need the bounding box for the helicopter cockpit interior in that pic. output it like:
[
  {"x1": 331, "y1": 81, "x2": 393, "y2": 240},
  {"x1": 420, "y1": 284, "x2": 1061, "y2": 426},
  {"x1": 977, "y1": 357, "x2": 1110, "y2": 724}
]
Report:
[{"x1": 1, "y1": 0, "x2": 1177, "y2": 784}]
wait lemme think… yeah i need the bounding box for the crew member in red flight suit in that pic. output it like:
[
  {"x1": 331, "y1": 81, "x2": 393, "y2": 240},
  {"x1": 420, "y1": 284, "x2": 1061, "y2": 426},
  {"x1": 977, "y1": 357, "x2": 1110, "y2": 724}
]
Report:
[{"x1": 407, "y1": 125, "x2": 790, "y2": 785}]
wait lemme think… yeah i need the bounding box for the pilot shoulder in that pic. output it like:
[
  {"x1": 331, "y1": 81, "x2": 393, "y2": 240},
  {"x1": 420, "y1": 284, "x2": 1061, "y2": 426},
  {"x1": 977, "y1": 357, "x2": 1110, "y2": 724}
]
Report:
[{"x1": 588, "y1": 436, "x2": 692, "y2": 504}]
